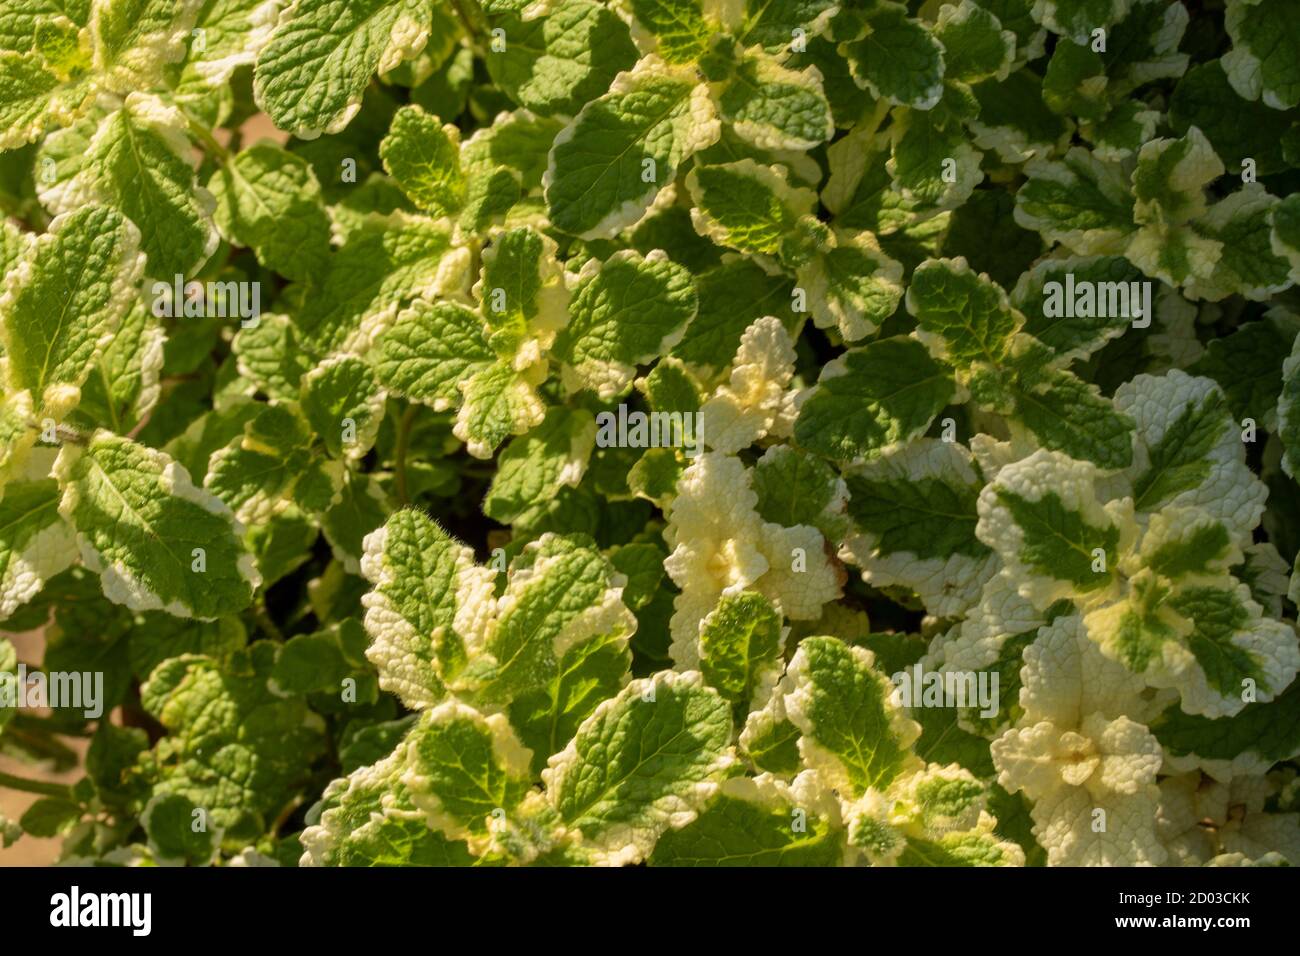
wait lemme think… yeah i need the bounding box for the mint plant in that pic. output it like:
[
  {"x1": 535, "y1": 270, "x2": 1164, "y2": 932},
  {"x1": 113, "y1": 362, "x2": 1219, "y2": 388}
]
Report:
[{"x1": 1, "y1": 0, "x2": 1300, "y2": 868}]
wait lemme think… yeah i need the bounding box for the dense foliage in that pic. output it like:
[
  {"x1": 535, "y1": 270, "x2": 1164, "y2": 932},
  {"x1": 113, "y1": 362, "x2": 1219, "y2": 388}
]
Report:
[{"x1": 1, "y1": 0, "x2": 1300, "y2": 866}]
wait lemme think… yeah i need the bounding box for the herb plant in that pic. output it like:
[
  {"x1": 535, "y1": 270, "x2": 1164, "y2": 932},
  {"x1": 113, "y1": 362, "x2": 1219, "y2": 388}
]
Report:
[{"x1": 1, "y1": 0, "x2": 1300, "y2": 867}]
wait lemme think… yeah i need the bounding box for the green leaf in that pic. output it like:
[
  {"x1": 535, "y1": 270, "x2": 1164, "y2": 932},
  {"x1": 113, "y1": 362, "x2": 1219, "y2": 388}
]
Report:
[
  {"x1": 545, "y1": 670, "x2": 735, "y2": 865},
  {"x1": 1188, "y1": 316, "x2": 1296, "y2": 430},
  {"x1": 1187, "y1": 187, "x2": 1294, "y2": 302},
  {"x1": 209, "y1": 142, "x2": 331, "y2": 282},
  {"x1": 231, "y1": 314, "x2": 313, "y2": 403},
  {"x1": 685, "y1": 159, "x2": 815, "y2": 259},
  {"x1": 175, "y1": 0, "x2": 282, "y2": 87},
  {"x1": 477, "y1": 225, "x2": 568, "y2": 358},
  {"x1": 671, "y1": 259, "x2": 796, "y2": 371},
  {"x1": 553, "y1": 249, "x2": 697, "y2": 398},
  {"x1": 0, "y1": 218, "x2": 29, "y2": 278},
  {"x1": 68, "y1": 300, "x2": 165, "y2": 434},
  {"x1": 485, "y1": 0, "x2": 639, "y2": 117},
  {"x1": 379, "y1": 104, "x2": 466, "y2": 217},
  {"x1": 300, "y1": 354, "x2": 385, "y2": 460},
  {"x1": 0, "y1": 204, "x2": 143, "y2": 418},
  {"x1": 627, "y1": 446, "x2": 683, "y2": 504},
  {"x1": 843, "y1": 439, "x2": 995, "y2": 617},
  {"x1": 887, "y1": 107, "x2": 983, "y2": 209},
  {"x1": 796, "y1": 226, "x2": 905, "y2": 341},
  {"x1": 794, "y1": 336, "x2": 955, "y2": 461},
  {"x1": 639, "y1": 356, "x2": 702, "y2": 416},
  {"x1": 650, "y1": 774, "x2": 843, "y2": 866},
  {"x1": 1170, "y1": 59, "x2": 1292, "y2": 176},
  {"x1": 698, "y1": 590, "x2": 784, "y2": 717},
  {"x1": 55, "y1": 432, "x2": 260, "y2": 618},
  {"x1": 139, "y1": 647, "x2": 327, "y2": 840},
  {"x1": 1168, "y1": 585, "x2": 1294, "y2": 705},
  {"x1": 1031, "y1": 0, "x2": 1133, "y2": 44},
  {"x1": 1280, "y1": 331, "x2": 1300, "y2": 480},
  {"x1": 544, "y1": 59, "x2": 718, "y2": 238},
  {"x1": 969, "y1": 70, "x2": 1070, "y2": 164},
  {"x1": 320, "y1": 469, "x2": 389, "y2": 573},
  {"x1": 608, "y1": 541, "x2": 666, "y2": 611},
  {"x1": 898, "y1": 828, "x2": 1020, "y2": 866},
  {"x1": 0, "y1": 478, "x2": 78, "y2": 622},
  {"x1": 913, "y1": 705, "x2": 997, "y2": 777},
  {"x1": 840, "y1": 2, "x2": 945, "y2": 109},
  {"x1": 484, "y1": 407, "x2": 596, "y2": 525},
  {"x1": 1009, "y1": 357, "x2": 1135, "y2": 470},
  {"x1": 1012, "y1": 255, "x2": 1143, "y2": 363},
  {"x1": 935, "y1": 0, "x2": 1015, "y2": 83},
  {"x1": 90, "y1": 0, "x2": 201, "y2": 92},
  {"x1": 1115, "y1": 371, "x2": 1259, "y2": 537},
  {"x1": 906, "y1": 257, "x2": 1022, "y2": 371},
  {"x1": 128, "y1": 611, "x2": 246, "y2": 681},
  {"x1": 621, "y1": 0, "x2": 711, "y2": 64},
  {"x1": 784, "y1": 636, "x2": 920, "y2": 796},
  {"x1": 737, "y1": 0, "x2": 836, "y2": 54},
  {"x1": 141, "y1": 792, "x2": 217, "y2": 863},
  {"x1": 248, "y1": 506, "x2": 318, "y2": 588},
  {"x1": 372, "y1": 299, "x2": 492, "y2": 410},
  {"x1": 202, "y1": 403, "x2": 322, "y2": 524},
  {"x1": 716, "y1": 54, "x2": 834, "y2": 151},
  {"x1": 40, "y1": 94, "x2": 219, "y2": 279},
  {"x1": 86, "y1": 721, "x2": 150, "y2": 807},
  {"x1": 301, "y1": 750, "x2": 476, "y2": 866},
  {"x1": 508, "y1": 629, "x2": 632, "y2": 775},
  {"x1": 453, "y1": 359, "x2": 547, "y2": 459},
  {"x1": 401, "y1": 700, "x2": 534, "y2": 842},
  {"x1": 751, "y1": 444, "x2": 848, "y2": 541},
  {"x1": 20, "y1": 797, "x2": 82, "y2": 838},
  {"x1": 296, "y1": 212, "x2": 463, "y2": 358},
  {"x1": 1014, "y1": 149, "x2": 1134, "y2": 255},
  {"x1": 976, "y1": 449, "x2": 1121, "y2": 601},
  {"x1": 254, "y1": 0, "x2": 432, "y2": 137},
  {"x1": 1131, "y1": 126, "x2": 1223, "y2": 227},
  {"x1": 1153, "y1": 681, "x2": 1300, "y2": 769},
  {"x1": 467, "y1": 534, "x2": 634, "y2": 705},
  {"x1": 359, "y1": 509, "x2": 482, "y2": 709},
  {"x1": 0, "y1": 51, "x2": 70, "y2": 150},
  {"x1": 1222, "y1": 0, "x2": 1300, "y2": 110}
]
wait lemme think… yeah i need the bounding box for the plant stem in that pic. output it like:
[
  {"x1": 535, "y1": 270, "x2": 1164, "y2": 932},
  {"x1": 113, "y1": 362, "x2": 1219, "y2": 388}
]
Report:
[
  {"x1": 859, "y1": 98, "x2": 892, "y2": 148},
  {"x1": 183, "y1": 113, "x2": 230, "y2": 164},
  {"x1": 6, "y1": 726, "x2": 78, "y2": 765},
  {"x1": 12, "y1": 713, "x2": 90, "y2": 738},
  {"x1": 253, "y1": 602, "x2": 284, "y2": 642},
  {"x1": 395, "y1": 404, "x2": 420, "y2": 507},
  {"x1": 0, "y1": 769, "x2": 75, "y2": 800},
  {"x1": 448, "y1": 0, "x2": 483, "y2": 45}
]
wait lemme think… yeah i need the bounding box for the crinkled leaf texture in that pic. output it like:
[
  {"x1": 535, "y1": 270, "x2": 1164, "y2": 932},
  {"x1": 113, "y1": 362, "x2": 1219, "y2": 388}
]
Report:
[{"x1": 2, "y1": 0, "x2": 1300, "y2": 872}]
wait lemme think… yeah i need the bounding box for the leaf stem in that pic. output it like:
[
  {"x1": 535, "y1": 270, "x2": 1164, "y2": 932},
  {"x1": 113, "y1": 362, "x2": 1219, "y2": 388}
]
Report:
[
  {"x1": 12, "y1": 713, "x2": 90, "y2": 738},
  {"x1": 395, "y1": 404, "x2": 420, "y2": 506},
  {"x1": 0, "y1": 769, "x2": 75, "y2": 800},
  {"x1": 253, "y1": 602, "x2": 284, "y2": 642},
  {"x1": 859, "y1": 98, "x2": 892, "y2": 149},
  {"x1": 447, "y1": 0, "x2": 484, "y2": 45},
  {"x1": 23, "y1": 421, "x2": 87, "y2": 446},
  {"x1": 183, "y1": 113, "x2": 230, "y2": 164},
  {"x1": 6, "y1": 726, "x2": 79, "y2": 765}
]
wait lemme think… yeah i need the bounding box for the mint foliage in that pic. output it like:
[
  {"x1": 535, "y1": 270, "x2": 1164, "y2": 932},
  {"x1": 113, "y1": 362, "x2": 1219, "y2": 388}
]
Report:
[{"x1": 1, "y1": 0, "x2": 1300, "y2": 870}]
